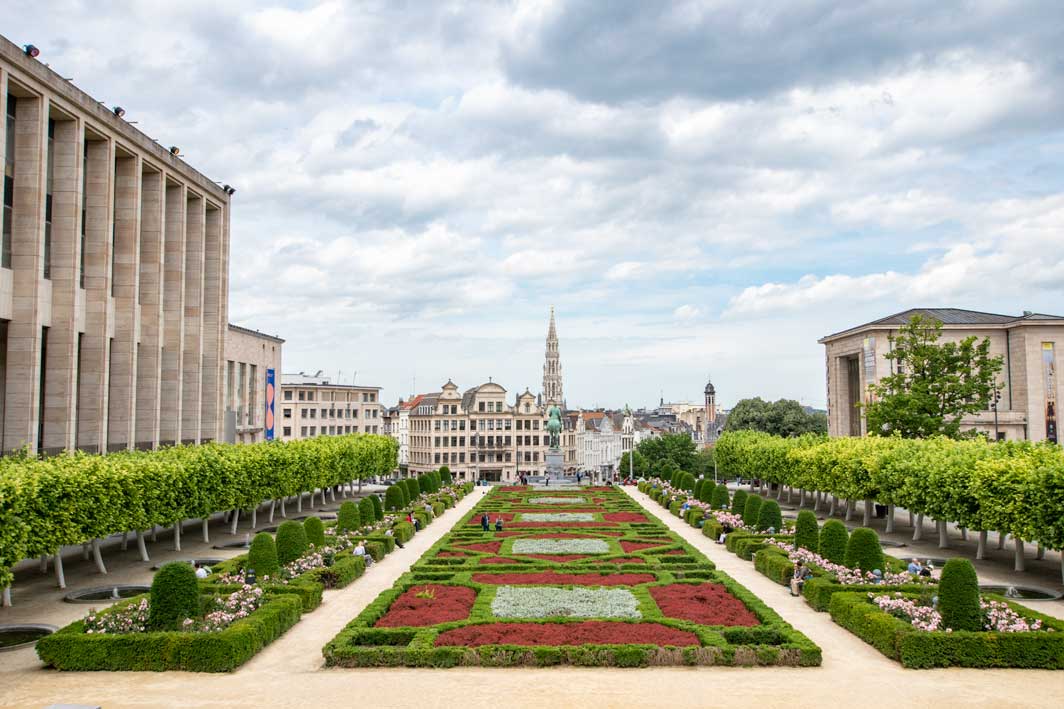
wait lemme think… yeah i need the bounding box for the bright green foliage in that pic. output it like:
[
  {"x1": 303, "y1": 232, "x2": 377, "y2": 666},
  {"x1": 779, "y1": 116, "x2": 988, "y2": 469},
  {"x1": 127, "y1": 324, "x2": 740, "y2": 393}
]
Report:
[
  {"x1": 692, "y1": 448, "x2": 715, "y2": 479},
  {"x1": 369, "y1": 494, "x2": 383, "y2": 521},
  {"x1": 756, "y1": 499, "x2": 783, "y2": 532},
  {"x1": 818, "y1": 520, "x2": 849, "y2": 565},
  {"x1": 337, "y1": 501, "x2": 361, "y2": 532},
  {"x1": 731, "y1": 489, "x2": 748, "y2": 517},
  {"x1": 939, "y1": 558, "x2": 982, "y2": 631},
  {"x1": 438, "y1": 466, "x2": 453, "y2": 485},
  {"x1": 247, "y1": 533, "x2": 279, "y2": 577},
  {"x1": 711, "y1": 483, "x2": 730, "y2": 510},
  {"x1": 680, "y1": 472, "x2": 696, "y2": 493},
  {"x1": 725, "y1": 397, "x2": 827, "y2": 436},
  {"x1": 148, "y1": 562, "x2": 200, "y2": 631},
  {"x1": 637, "y1": 432, "x2": 698, "y2": 473},
  {"x1": 742, "y1": 494, "x2": 763, "y2": 527},
  {"x1": 794, "y1": 510, "x2": 819, "y2": 552},
  {"x1": 693, "y1": 479, "x2": 705, "y2": 500},
  {"x1": 359, "y1": 496, "x2": 376, "y2": 525},
  {"x1": 276, "y1": 520, "x2": 308, "y2": 565},
  {"x1": 843, "y1": 527, "x2": 883, "y2": 572},
  {"x1": 384, "y1": 485, "x2": 405, "y2": 512},
  {"x1": 303, "y1": 516, "x2": 326, "y2": 548},
  {"x1": 619, "y1": 451, "x2": 649, "y2": 478},
  {"x1": 865, "y1": 315, "x2": 1003, "y2": 439}
]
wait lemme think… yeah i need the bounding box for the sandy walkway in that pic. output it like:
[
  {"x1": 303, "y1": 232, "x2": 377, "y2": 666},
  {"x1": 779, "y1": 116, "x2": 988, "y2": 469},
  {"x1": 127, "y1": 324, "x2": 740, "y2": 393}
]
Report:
[{"x1": 1, "y1": 486, "x2": 1061, "y2": 709}]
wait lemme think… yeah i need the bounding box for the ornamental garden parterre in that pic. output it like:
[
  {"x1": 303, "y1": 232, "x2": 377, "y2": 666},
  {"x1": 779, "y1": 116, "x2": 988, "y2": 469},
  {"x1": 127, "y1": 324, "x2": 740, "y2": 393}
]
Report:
[{"x1": 322, "y1": 484, "x2": 821, "y2": 668}]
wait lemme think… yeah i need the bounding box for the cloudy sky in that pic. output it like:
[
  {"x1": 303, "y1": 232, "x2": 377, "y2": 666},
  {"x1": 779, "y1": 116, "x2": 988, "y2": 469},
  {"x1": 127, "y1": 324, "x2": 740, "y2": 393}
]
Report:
[{"x1": 10, "y1": 1, "x2": 1064, "y2": 409}]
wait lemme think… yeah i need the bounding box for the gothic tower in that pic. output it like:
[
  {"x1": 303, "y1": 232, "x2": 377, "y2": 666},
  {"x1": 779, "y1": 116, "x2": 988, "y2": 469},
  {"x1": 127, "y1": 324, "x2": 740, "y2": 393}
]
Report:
[
  {"x1": 704, "y1": 377, "x2": 718, "y2": 441},
  {"x1": 542, "y1": 306, "x2": 564, "y2": 406}
]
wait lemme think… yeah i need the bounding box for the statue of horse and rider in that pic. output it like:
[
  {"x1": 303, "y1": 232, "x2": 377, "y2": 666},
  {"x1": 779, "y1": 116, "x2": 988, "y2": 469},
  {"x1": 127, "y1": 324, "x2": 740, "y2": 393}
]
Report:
[{"x1": 546, "y1": 403, "x2": 562, "y2": 449}]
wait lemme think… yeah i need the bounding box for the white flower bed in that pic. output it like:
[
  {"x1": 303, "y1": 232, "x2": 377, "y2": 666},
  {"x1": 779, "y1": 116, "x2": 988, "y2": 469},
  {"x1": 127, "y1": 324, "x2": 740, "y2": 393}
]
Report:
[
  {"x1": 519, "y1": 512, "x2": 595, "y2": 522},
  {"x1": 491, "y1": 586, "x2": 641, "y2": 619},
  {"x1": 529, "y1": 497, "x2": 587, "y2": 505},
  {"x1": 512, "y1": 538, "x2": 610, "y2": 555}
]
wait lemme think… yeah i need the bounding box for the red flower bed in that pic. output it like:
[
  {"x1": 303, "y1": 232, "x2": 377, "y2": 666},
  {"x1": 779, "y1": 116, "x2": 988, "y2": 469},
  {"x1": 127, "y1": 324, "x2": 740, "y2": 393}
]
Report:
[
  {"x1": 620, "y1": 541, "x2": 664, "y2": 552},
  {"x1": 494, "y1": 530, "x2": 623, "y2": 538},
  {"x1": 435, "y1": 621, "x2": 698, "y2": 648},
  {"x1": 522, "y1": 554, "x2": 589, "y2": 562},
  {"x1": 511, "y1": 507, "x2": 601, "y2": 513},
  {"x1": 471, "y1": 571, "x2": 655, "y2": 586},
  {"x1": 661, "y1": 550, "x2": 686, "y2": 556},
  {"x1": 603, "y1": 512, "x2": 648, "y2": 522},
  {"x1": 375, "y1": 585, "x2": 476, "y2": 627},
  {"x1": 458, "y1": 541, "x2": 501, "y2": 554},
  {"x1": 527, "y1": 532, "x2": 616, "y2": 539},
  {"x1": 467, "y1": 512, "x2": 516, "y2": 525},
  {"x1": 605, "y1": 557, "x2": 646, "y2": 564},
  {"x1": 436, "y1": 551, "x2": 468, "y2": 558},
  {"x1": 649, "y1": 584, "x2": 760, "y2": 627},
  {"x1": 499, "y1": 486, "x2": 530, "y2": 492},
  {"x1": 479, "y1": 557, "x2": 519, "y2": 564},
  {"x1": 510, "y1": 522, "x2": 616, "y2": 529},
  {"x1": 586, "y1": 487, "x2": 614, "y2": 491}
]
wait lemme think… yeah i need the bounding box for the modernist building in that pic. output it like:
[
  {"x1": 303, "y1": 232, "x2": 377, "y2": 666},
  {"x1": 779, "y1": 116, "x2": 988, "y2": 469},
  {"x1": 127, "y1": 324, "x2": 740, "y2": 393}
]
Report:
[
  {"x1": 0, "y1": 37, "x2": 239, "y2": 454},
  {"x1": 820, "y1": 308, "x2": 1064, "y2": 442},
  {"x1": 277, "y1": 371, "x2": 381, "y2": 441},
  {"x1": 223, "y1": 324, "x2": 283, "y2": 445}
]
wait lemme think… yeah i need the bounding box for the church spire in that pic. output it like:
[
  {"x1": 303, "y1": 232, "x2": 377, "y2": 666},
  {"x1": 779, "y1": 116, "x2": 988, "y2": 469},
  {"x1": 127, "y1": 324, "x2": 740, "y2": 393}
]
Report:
[{"x1": 542, "y1": 306, "x2": 563, "y2": 406}]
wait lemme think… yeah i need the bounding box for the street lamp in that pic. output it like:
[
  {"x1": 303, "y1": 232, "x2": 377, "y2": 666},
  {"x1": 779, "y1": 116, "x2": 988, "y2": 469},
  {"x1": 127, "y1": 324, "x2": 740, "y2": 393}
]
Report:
[{"x1": 991, "y1": 387, "x2": 1002, "y2": 441}]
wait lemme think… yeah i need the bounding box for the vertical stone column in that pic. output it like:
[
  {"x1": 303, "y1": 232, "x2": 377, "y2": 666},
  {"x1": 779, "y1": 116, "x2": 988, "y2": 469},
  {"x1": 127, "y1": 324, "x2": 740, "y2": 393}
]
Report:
[
  {"x1": 200, "y1": 204, "x2": 222, "y2": 442},
  {"x1": 77, "y1": 138, "x2": 115, "y2": 452},
  {"x1": 180, "y1": 192, "x2": 204, "y2": 443},
  {"x1": 3, "y1": 94, "x2": 46, "y2": 453},
  {"x1": 106, "y1": 153, "x2": 140, "y2": 451},
  {"x1": 159, "y1": 182, "x2": 185, "y2": 447},
  {"x1": 134, "y1": 168, "x2": 164, "y2": 449},
  {"x1": 42, "y1": 117, "x2": 80, "y2": 453}
]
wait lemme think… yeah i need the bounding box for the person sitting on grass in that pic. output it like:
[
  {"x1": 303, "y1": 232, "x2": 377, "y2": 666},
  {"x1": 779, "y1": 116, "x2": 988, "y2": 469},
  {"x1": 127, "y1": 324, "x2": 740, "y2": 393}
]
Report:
[{"x1": 920, "y1": 560, "x2": 934, "y2": 578}]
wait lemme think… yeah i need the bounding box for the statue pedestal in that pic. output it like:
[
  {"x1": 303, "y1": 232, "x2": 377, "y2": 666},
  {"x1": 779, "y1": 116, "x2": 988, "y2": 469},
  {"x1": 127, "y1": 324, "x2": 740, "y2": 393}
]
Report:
[{"x1": 545, "y1": 449, "x2": 564, "y2": 477}]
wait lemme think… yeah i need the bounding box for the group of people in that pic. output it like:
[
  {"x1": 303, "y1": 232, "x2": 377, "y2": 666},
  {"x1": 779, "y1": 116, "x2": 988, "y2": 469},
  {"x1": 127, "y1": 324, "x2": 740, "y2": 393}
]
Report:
[
  {"x1": 480, "y1": 513, "x2": 504, "y2": 532},
  {"x1": 907, "y1": 558, "x2": 935, "y2": 578}
]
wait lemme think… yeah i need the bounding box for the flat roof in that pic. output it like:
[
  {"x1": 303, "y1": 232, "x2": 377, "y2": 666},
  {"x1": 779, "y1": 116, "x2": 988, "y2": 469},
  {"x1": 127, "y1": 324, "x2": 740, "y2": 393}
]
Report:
[
  {"x1": 820, "y1": 307, "x2": 1064, "y2": 343},
  {"x1": 227, "y1": 323, "x2": 285, "y2": 343}
]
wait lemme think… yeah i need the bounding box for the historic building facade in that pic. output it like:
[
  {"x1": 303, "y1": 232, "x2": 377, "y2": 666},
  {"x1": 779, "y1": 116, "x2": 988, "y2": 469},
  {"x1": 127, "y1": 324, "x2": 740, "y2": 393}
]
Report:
[
  {"x1": 277, "y1": 371, "x2": 381, "y2": 441},
  {"x1": 542, "y1": 306, "x2": 563, "y2": 405},
  {"x1": 820, "y1": 308, "x2": 1064, "y2": 442},
  {"x1": 223, "y1": 325, "x2": 283, "y2": 445}
]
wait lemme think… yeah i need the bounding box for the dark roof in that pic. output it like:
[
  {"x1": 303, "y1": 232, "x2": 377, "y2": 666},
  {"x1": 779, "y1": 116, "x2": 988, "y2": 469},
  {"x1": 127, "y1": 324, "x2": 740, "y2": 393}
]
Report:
[
  {"x1": 820, "y1": 308, "x2": 1064, "y2": 342},
  {"x1": 227, "y1": 323, "x2": 285, "y2": 343}
]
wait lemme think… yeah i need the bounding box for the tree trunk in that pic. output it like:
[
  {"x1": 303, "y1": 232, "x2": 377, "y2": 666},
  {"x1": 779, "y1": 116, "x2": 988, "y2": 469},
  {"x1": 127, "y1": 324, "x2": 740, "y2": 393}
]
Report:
[
  {"x1": 173, "y1": 522, "x2": 182, "y2": 552},
  {"x1": 330, "y1": 486, "x2": 336, "y2": 502},
  {"x1": 82, "y1": 542, "x2": 90, "y2": 561},
  {"x1": 54, "y1": 550, "x2": 66, "y2": 589},
  {"x1": 251, "y1": 507, "x2": 257, "y2": 529},
  {"x1": 813, "y1": 491, "x2": 821, "y2": 512},
  {"x1": 136, "y1": 530, "x2": 150, "y2": 562},
  {"x1": 998, "y1": 531, "x2": 1008, "y2": 550},
  {"x1": 908, "y1": 510, "x2": 914, "y2": 527},
  {"x1": 776, "y1": 484, "x2": 783, "y2": 500},
  {"x1": 1, "y1": 586, "x2": 10, "y2": 607},
  {"x1": 937, "y1": 519, "x2": 949, "y2": 549},
  {"x1": 120, "y1": 531, "x2": 128, "y2": 551},
  {"x1": 297, "y1": 493, "x2": 303, "y2": 513},
  {"x1": 92, "y1": 538, "x2": 108, "y2": 574},
  {"x1": 845, "y1": 499, "x2": 854, "y2": 522},
  {"x1": 1036, "y1": 543, "x2": 1045, "y2": 560},
  {"x1": 863, "y1": 499, "x2": 873, "y2": 527},
  {"x1": 912, "y1": 513, "x2": 924, "y2": 542},
  {"x1": 358, "y1": 477, "x2": 362, "y2": 493},
  {"x1": 230, "y1": 509, "x2": 239, "y2": 535},
  {"x1": 976, "y1": 530, "x2": 987, "y2": 560},
  {"x1": 268, "y1": 500, "x2": 276, "y2": 523},
  {"x1": 280, "y1": 498, "x2": 287, "y2": 518},
  {"x1": 202, "y1": 519, "x2": 210, "y2": 544},
  {"x1": 151, "y1": 525, "x2": 158, "y2": 543},
  {"x1": 39, "y1": 555, "x2": 49, "y2": 574},
  {"x1": 1014, "y1": 539, "x2": 1025, "y2": 572},
  {"x1": 885, "y1": 504, "x2": 895, "y2": 533},
  {"x1": 1060, "y1": 555, "x2": 1064, "y2": 585},
  {"x1": 960, "y1": 527, "x2": 967, "y2": 541},
  {"x1": 827, "y1": 495, "x2": 836, "y2": 516}
]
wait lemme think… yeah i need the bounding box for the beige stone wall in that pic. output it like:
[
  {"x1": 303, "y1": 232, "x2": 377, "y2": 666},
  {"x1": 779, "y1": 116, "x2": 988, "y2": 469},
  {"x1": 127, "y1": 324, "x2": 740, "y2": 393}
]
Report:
[{"x1": 223, "y1": 326, "x2": 282, "y2": 444}]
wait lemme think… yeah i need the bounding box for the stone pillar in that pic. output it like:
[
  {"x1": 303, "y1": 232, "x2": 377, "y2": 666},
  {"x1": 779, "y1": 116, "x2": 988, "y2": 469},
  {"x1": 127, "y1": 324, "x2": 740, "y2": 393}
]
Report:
[
  {"x1": 76, "y1": 137, "x2": 114, "y2": 452},
  {"x1": 159, "y1": 182, "x2": 185, "y2": 447},
  {"x1": 106, "y1": 153, "x2": 140, "y2": 451},
  {"x1": 199, "y1": 204, "x2": 222, "y2": 442},
  {"x1": 180, "y1": 193, "x2": 204, "y2": 443},
  {"x1": 134, "y1": 168, "x2": 164, "y2": 449},
  {"x1": 41, "y1": 117, "x2": 80, "y2": 453}
]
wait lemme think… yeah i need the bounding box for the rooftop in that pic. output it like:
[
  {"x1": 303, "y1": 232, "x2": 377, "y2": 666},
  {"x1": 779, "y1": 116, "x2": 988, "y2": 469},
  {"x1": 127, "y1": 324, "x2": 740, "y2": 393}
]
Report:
[{"x1": 820, "y1": 308, "x2": 1064, "y2": 342}]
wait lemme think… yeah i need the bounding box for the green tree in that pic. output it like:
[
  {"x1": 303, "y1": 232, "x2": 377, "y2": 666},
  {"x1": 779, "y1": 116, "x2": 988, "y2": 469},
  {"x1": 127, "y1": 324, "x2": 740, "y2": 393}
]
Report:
[
  {"x1": 619, "y1": 450, "x2": 649, "y2": 478},
  {"x1": 757, "y1": 499, "x2": 783, "y2": 531},
  {"x1": 637, "y1": 433, "x2": 698, "y2": 472},
  {"x1": 864, "y1": 314, "x2": 1004, "y2": 439},
  {"x1": 303, "y1": 516, "x2": 326, "y2": 548},
  {"x1": 725, "y1": 397, "x2": 827, "y2": 437},
  {"x1": 742, "y1": 495, "x2": 763, "y2": 527},
  {"x1": 276, "y1": 520, "x2": 308, "y2": 565},
  {"x1": 692, "y1": 448, "x2": 715, "y2": 478}
]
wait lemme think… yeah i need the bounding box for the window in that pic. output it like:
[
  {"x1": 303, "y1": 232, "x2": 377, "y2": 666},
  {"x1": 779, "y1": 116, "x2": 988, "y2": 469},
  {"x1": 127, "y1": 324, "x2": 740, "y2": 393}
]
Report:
[
  {"x1": 459, "y1": 452, "x2": 465, "y2": 463},
  {"x1": 310, "y1": 427, "x2": 316, "y2": 436},
  {"x1": 353, "y1": 409, "x2": 359, "y2": 418},
  {"x1": 307, "y1": 391, "x2": 315, "y2": 401},
  {"x1": 283, "y1": 426, "x2": 291, "y2": 436},
  {"x1": 283, "y1": 408, "x2": 292, "y2": 419},
  {"x1": 300, "y1": 409, "x2": 307, "y2": 419},
  {"x1": 478, "y1": 402, "x2": 485, "y2": 412},
  {"x1": 284, "y1": 390, "x2": 292, "y2": 400},
  {"x1": 3, "y1": 94, "x2": 15, "y2": 269},
  {"x1": 309, "y1": 409, "x2": 316, "y2": 419},
  {"x1": 298, "y1": 390, "x2": 305, "y2": 401},
  {"x1": 533, "y1": 421, "x2": 539, "y2": 430},
  {"x1": 44, "y1": 118, "x2": 54, "y2": 279},
  {"x1": 434, "y1": 453, "x2": 440, "y2": 464},
  {"x1": 320, "y1": 408, "x2": 327, "y2": 418},
  {"x1": 300, "y1": 426, "x2": 308, "y2": 436},
  {"x1": 435, "y1": 436, "x2": 440, "y2": 446}
]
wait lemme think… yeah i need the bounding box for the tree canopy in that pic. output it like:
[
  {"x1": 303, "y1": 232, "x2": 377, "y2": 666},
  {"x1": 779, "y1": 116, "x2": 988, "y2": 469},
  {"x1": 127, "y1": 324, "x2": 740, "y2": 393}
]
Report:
[
  {"x1": 724, "y1": 397, "x2": 827, "y2": 437},
  {"x1": 636, "y1": 433, "x2": 697, "y2": 473}
]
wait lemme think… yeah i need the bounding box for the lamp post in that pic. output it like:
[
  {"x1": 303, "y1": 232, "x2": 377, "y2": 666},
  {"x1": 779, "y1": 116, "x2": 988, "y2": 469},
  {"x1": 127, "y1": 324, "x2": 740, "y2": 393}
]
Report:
[{"x1": 991, "y1": 387, "x2": 1002, "y2": 441}]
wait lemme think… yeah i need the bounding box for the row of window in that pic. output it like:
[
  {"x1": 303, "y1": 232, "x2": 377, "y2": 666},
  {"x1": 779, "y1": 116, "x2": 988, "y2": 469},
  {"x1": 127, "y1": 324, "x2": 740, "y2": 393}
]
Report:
[
  {"x1": 283, "y1": 407, "x2": 378, "y2": 420},
  {"x1": 434, "y1": 452, "x2": 514, "y2": 464},
  {"x1": 282, "y1": 388, "x2": 377, "y2": 403},
  {"x1": 282, "y1": 424, "x2": 380, "y2": 437}
]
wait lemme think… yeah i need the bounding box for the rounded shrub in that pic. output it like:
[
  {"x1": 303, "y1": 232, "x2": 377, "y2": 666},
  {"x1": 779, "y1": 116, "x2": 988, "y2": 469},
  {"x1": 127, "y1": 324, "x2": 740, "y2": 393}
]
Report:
[
  {"x1": 731, "y1": 489, "x2": 748, "y2": 517},
  {"x1": 939, "y1": 558, "x2": 982, "y2": 631},
  {"x1": 369, "y1": 494, "x2": 384, "y2": 520},
  {"x1": 405, "y1": 477, "x2": 421, "y2": 501},
  {"x1": 247, "y1": 532, "x2": 279, "y2": 577},
  {"x1": 276, "y1": 520, "x2": 308, "y2": 565},
  {"x1": 358, "y1": 496, "x2": 375, "y2": 525},
  {"x1": 756, "y1": 499, "x2": 783, "y2": 532},
  {"x1": 439, "y1": 466, "x2": 453, "y2": 485},
  {"x1": 697, "y1": 481, "x2": 713, "y2": 504},
  {"x1": 794, "y1": 510, "x2": 819, "y2": 552},
  {"x1": 337, "y1": 501, "x2": 361, "y2": 532},
  {"x1": 711, "y1": 483, "x2": 730, "y2": 510},
  {"x1": 148, "y1": 561, "x2": 200, "y2": 631},
  {"x1": 844, "y1": 527, "x2": 883, "y2": 571},
  {"x1": 384, "y1": 485, "x2": 405, "y2": 512},
  {"x1": 818, "y1": 519, "x2": 849, "y2": 565},
  {"x1": 303, "y1": 516, "x2": 326, "y2": 548},
  {"x1": 742, "y1": 494, "x2": 763, "y2": 528},
  {"x1": 694, "y1": 479, "x2": 705, "y2": 500}
]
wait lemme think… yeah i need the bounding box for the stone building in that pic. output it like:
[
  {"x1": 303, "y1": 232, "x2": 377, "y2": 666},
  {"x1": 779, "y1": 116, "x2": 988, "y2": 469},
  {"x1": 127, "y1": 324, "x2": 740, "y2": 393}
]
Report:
[
  {"x1": 542, "y1": 306, "x2": 563, "y2": 405},
  {"x1": 0, "y1": 36, "x2": 238, "y2": 453},
  {"x1": 820, "y1": 308, "x2": 1064, "y2": 442},
  {"x1": 277, "y1": 371, "x2": 381, "y2": 441},
  {"x1": 222, "y1": 324, "x2": 283, "y2": 444}
]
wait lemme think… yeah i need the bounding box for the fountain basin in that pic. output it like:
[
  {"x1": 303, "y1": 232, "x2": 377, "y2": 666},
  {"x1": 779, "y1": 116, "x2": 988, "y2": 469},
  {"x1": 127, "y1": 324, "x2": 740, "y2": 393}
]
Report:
[
  {"x1": 879, "y1": 540, "x2": 907, "y2": 548},
  {"x1": 150, "y1": 558, "x2": 224, "y2": 571},
  {"x1": 64, "y1": 585, "x2": 150, "y2": 604},
  {"x1": 213, "y1": 541, "x2": 250, "y2": 550},
  {"x1": 0, "y1": 624, "x2": 57, "y2": 652},
  {"x1": 979, "y1": 585, "x2": 1062, "y2": 601}
]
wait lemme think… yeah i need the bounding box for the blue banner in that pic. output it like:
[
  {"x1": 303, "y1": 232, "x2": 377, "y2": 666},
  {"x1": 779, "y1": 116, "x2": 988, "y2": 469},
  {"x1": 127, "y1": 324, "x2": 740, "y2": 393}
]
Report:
[{"x1": 265, "y1": 368, "x2": 276, "y2": 441}]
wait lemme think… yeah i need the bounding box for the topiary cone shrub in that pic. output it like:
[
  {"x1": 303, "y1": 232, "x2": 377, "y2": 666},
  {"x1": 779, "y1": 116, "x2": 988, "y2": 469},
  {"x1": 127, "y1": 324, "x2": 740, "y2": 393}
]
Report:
[
  {"x1": 843, "y1": 527, "x2": 883, "y2": 572},
  {"x1": 742, "y1": 494, "x2": 763, "y2": 528},
  {"x1": 148, "y1": 561, "x2": 200, "y2": 631},
  {"x1": 757, "y1": 499, "x2": 783, "y2": 532},
  {"x1": 731, "y1": 489, "x2": 748, "y2": 517},
  {"x1": 359, "y1": 497, "x2": 375, "y2": 524},
  {"x1": 407, "y1": 477, "x2": 422, "y2": 500},
  {"x1": 384, "y1": 485, "x2": 405, "y2": 512},
  {"x1": 697, "y1": 481, "x2": 713, "y2": 504},
  {"x1": 694, "y1": 479, "x2": 705, "y2": 500},
  {"x1": 247, "y1": 532, "x2": 279, "y2": 577},
  {"x1": 276, "y1": 520, "x2": 308, "y2": 565},
  {"x1": 439, "y1": 466, "x2": 453, "y2": 485},
  {"x1": 304, "y1": 516, "x2": 326, "y2": 548},
  {"x1": 939, "y1": 558, "x2": 982, "y2": 631},
  {"x1": 338, "y1": 501, "x2": 361, "y2": 532},
  {"x1": 369, "y1": 494, "x2": 384, "y2": 520},
  {"x1": 794, "y1": 510, "x2": 819, "y2": 552},
  {"x1": 711, "y1": 483, "x2": 730, "y2": 510},
  {"x1": 818, "y1": 520, "x2": 849, "y2": 565}
]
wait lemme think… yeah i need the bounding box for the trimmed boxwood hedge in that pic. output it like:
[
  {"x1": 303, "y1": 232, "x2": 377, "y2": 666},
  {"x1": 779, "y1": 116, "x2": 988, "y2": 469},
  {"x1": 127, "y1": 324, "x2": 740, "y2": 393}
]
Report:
[
  {"x1": 37, "y1": 592, "x2": 303, "y2": 672},
  {"x1": 148, "y1": 562, "x2": 200, "y2": 631},
  {"x1": 829, "y1": 591, "x2": 1064, "y2": 668}
]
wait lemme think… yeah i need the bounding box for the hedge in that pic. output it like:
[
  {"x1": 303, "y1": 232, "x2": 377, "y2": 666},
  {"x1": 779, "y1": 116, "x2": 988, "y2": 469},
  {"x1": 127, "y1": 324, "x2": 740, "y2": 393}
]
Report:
[
  {"x1": 843, "y1": 527, "x2": 883, "y2": 573},
  {"x1": 148, "y1": 562, "x2": 200, "y2": 631},
  {"x1": 37, "y1": 591, "x2": 303, "y2": 672},
  {"x1": 0, "y1": 433, "x2": 397, "y2": 589},
  {"x1": 828, "y1": 591, "x2": 1064, "y2": 668},
  {"x1": 938, "y1": 558, "x2": 981, "y2": 631}
]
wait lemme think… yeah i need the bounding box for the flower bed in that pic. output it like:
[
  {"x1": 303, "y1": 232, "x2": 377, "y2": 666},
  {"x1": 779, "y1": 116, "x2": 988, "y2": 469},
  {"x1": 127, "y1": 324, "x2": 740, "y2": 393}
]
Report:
[
  {"x1": 603, "y1": 512, "x2": 648, "y2": 522},
  {"x1": 375, "y1": 585, "x2": 476, "y2": 627},
  {"x1": 457, "y1": 541, "x2": 502, "y2": 554},
  {"x1": 434, "y1": 621, "x2": 698, "y2": 647},
  {"x1": 524, "y1": 554, "x2": 589, "y2": 562},
  {"x1": 511, "y1": 539, "x2": 610, "y2": 555},
  {"x1": 620, "y1": 541, "x2": 664, "y2": 553},
  {"x1": 472, "y1": 571, "x2": 656, "y2": 586},
  {"x1": 518, "y1": 512, "x2": 596, "y2": 522},
  {"x1": 530, "y1": 497, "x2": 588, "y2": 504},
  {"x1": 649, "y1": 584, "x2": 760, "y2": 627},
  {"x1": 491, "y1": 586, "x2": 641, "y2": 619}
]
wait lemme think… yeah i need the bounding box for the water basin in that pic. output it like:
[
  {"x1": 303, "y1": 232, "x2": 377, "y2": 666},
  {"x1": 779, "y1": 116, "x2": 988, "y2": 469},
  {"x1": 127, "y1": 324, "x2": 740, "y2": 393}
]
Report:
[
  {"x1": 0, "y1": 624, "x2": 57, "y2": 651},
  {"x1": 150, "y1": 557, "x2": 224, "y2": 571},
  {"x1": 979, "y1": 585, "x2": 1062, "y2": 601},
  {"x1": 64, "y1": 585, "x2": 150, "y2": 604}
]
